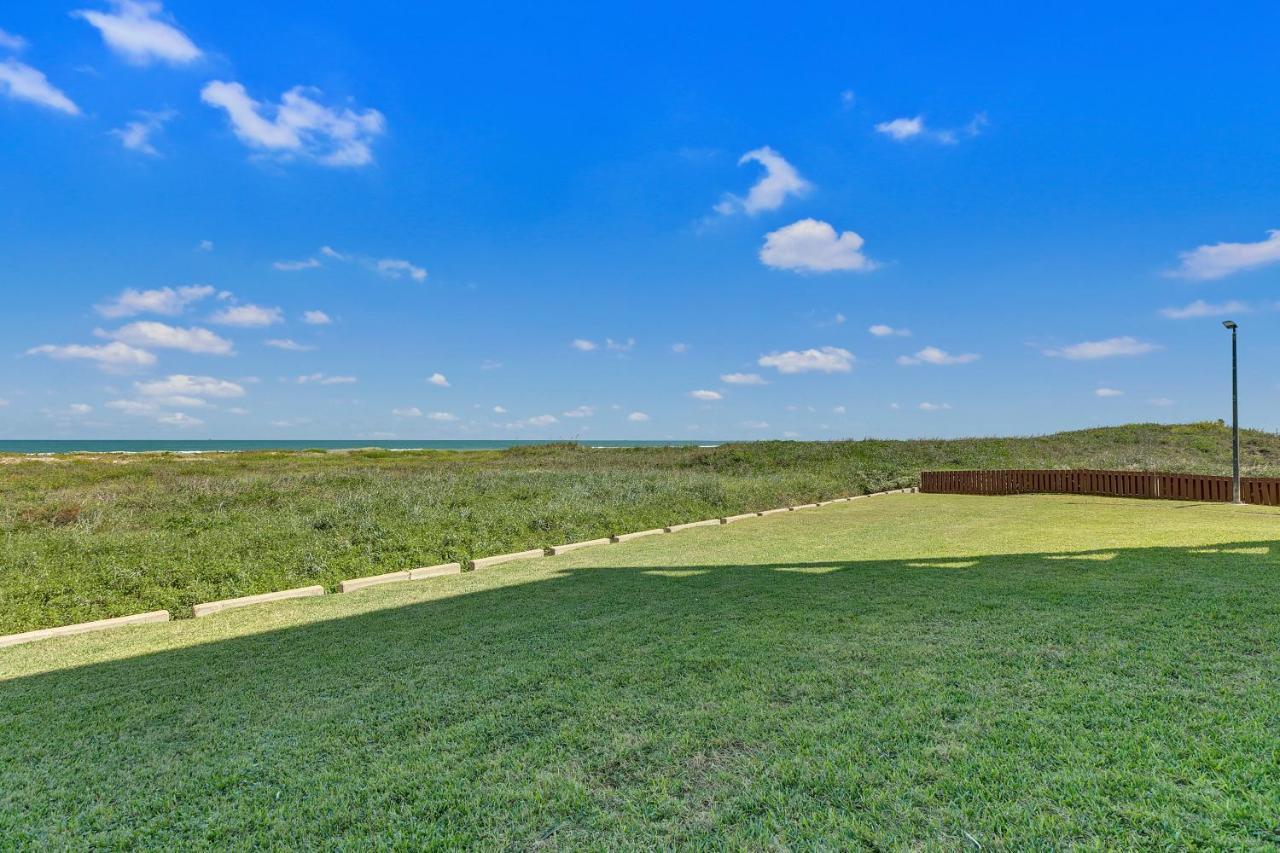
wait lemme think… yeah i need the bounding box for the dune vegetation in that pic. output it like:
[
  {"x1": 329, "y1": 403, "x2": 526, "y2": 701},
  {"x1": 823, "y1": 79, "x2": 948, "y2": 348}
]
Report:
[{"x1": 1, "y1": 421, "x2": 1275, "y2": 633}]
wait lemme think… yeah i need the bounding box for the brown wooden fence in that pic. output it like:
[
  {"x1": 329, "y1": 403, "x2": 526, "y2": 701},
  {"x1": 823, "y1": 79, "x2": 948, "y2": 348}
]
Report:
[{"x1": 920, "y1": 469, "x2": 1280, "y2": 506}]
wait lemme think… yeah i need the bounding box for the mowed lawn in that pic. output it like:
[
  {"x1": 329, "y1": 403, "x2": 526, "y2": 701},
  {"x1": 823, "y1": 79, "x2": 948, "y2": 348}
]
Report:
[{"x1": 2, "y1": 493, "x2": 1279, "y2": 848}]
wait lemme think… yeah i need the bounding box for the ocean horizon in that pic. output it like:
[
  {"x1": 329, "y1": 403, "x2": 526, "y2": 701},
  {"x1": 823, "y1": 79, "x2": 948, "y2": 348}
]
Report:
[{"x1": 0, "y1": 439, "x2": 725, "y2": 455}]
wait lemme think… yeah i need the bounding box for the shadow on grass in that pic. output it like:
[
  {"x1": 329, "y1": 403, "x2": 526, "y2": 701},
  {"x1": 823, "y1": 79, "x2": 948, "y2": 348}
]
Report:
[{"x1": 1, "y1": 539, "x2": 1279, "y2": 846}]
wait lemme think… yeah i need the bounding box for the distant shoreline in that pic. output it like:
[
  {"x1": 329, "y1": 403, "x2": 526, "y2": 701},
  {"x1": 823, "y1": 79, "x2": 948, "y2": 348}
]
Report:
[{"x1": 0, "y1": 439, "x2": 725, "y2": 455}]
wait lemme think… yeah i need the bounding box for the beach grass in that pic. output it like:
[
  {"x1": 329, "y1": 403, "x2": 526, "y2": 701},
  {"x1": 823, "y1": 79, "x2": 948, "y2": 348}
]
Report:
[
  {"x1": 2, "y1": 493, "x2": 1278, "y2": 847},
  {"x1": 2, "y1": 420, "x2": 1278, "y2": 633}
]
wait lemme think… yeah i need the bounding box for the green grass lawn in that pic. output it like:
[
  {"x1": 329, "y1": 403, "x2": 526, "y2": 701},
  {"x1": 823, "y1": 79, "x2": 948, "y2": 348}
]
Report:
[
  {"x1": 5, "y1": 420, "x2": 1280, "y2": 634},
  {"x1": 3, "y1": 493, "x2": 1278, "y2": 847}
]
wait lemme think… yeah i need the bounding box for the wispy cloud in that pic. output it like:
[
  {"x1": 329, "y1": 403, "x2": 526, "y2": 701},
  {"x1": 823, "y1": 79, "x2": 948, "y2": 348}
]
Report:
[
  {"x1": 302, "y1": 310, "x2": 331, "y2": 325},
  {"x1": 721, "y1": 372, "x2": 767, "y2": 385},
  {"x1": 201, "y1": 81, "x2": 385, "y2": 167},
  {"x1": 295, "y1": 373, "x2": 355, "y2": 385},
  {"x1": 376, "y1": 258, "x2": 427, "y2": 281},
  {"x1": 571, "y1": 339, "x2": 597, "y2": 352},
  {"x1": 111, "y1": 109, "x2": 175, "y2": 155},
  {"x1": 265, "y1": 338, "x2": 314, "y2": 352},
  {"x1": 73, "y1": 1, "x2": 202, "y2": 66},
  {"x1": 27, "y1": 341, "x2": 156, "y2": 371},
  {"x1": 1159, "y1": 299, "x2": 1248, "y2": 320},
  {"x1": 273, "y1": 257, "x2": 321, "y2": 272},
  {"x1": 1095, "y1": 388, "x2": 1123, "y2": 397},
  {"x1": 209, "y1": 304, "x2": 283, "y2": 327},
  {"x1": 96, "y1": 284, "x2": 214, "y2": 318},
  {"x1": 562, "y1": 405, "x2": 595, "y2": 418},
  {"x1": 1044, "y1": 337, "x2": 1160, "y2": 360},
  {"x1": 896, "y1": 346, "x2": 979, "y2": 366},
  {"x1": 918, "y1": 401, "x2": 952, "y2": 411},
  {"x1": 99, "y1": 321, "x2": 233, "y2": 355},
  {"x1": 714, "y1": 146, "x2": 811, "y2": 215},
  {"x1": 874, "y1": 112, "x2": 985, "y2": 144},
  {"x1": 0, "y1": 59, "x2": 79, "y2": 115},
  {"x1": 760, "y1": 219, "x2": 877, "y2": 273},
  {"x1": 1169, "y1": 230, "x2": 1280, "y2": 280},
  {"x1": 869, "y1": 324, "x2": 910, "y2": 337},
  {"x1": 0, "y1": 28, "x2": 28, "y2": 51},
  {"x1": 627, "y1": 412, "x2": 650, "y2": 422},
  {"x1": 136, "y1": 374, "x2": 244, "y2": 398},
  {"x1": 758, "y1": 346, "x2": 854, "y2": 374},
  {"x1": 688, "y1": 390, "x2": 723, "y2": 401},
  {"x1": 392, "y1": 406, "x2": 421, "y2": 417}
]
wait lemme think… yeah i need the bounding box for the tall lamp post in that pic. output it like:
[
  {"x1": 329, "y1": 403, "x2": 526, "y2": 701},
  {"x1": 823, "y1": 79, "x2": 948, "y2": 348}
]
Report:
[{"x1": 1223, "y1": 320, "x2": 1241, "y2": 504}]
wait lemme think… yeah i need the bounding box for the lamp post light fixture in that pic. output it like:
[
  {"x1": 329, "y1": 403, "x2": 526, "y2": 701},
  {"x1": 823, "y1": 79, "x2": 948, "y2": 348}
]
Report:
[{"x1": 1223, "y1": 320, "x2": 1241, "y2": 504}]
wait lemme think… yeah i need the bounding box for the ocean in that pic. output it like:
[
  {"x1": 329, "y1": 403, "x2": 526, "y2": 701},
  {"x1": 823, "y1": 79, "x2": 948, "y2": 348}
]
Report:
[{"x1": 0, "y1": 439, "x2": 723, "y2": 455}]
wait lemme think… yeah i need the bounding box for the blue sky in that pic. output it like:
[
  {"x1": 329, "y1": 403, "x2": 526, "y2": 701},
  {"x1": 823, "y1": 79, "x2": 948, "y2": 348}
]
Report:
[{"x1": 2, "y1": 1, "x2": 1279, "y2": 440}]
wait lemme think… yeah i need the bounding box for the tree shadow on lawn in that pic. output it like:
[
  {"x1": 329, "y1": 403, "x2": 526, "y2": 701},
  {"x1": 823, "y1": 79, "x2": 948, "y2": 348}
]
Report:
[{"x1": 2, "y1": 540, "x2": 1279, "y2": 847}]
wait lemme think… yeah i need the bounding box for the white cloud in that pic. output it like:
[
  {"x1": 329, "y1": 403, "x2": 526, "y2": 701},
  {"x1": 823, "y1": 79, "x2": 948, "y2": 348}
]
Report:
[
  {"x1": 427, "y1": 372, "x2": 450, "y2": 388},
  {"x1": 606, "y1": 337, "x2": 635, "y2": 352},
  {"x1": 715, "y1": 146, "x2": 811, "y2": 215},
  {"x1": 833, "y1": 405, "x2": 846, "y2": 414},
  {"x1": 27, "y1": 341, "x2": 156, "y2": 370},
  {"x1": 209, "y1": 304, "x2": 283, "y2": 327},
  {"x1": 918, "y1": 402, "x2": 951, "y2": 411},
  {"x1": 527, "y1": 414, "x2": 558, "y2": 426},
  {"x1": 265, "y1": 338, "x2": 314, "y2": 352},
  {"x1": 721, "y1": 372, "x2": 768, "y2": 385},
  {"x1": 493, "y1": 405, "x2": 507, "y2": 414},
  {"x1": 111, "y1": 109, "x2": 175, "y2": 156},
  {"x1": 197, "y1": 239, "x2": 213, "y2": 251},
  {"x1": 100, "y1": 321, "x2": 233, "y2": 355},
  {"x1": 875, "y1": 115, "x2": 925, "y2": 141},
  {"x1": 627, "y1": 412, "x2": 650, "y2": 422},
  {"x1": 302, "y1": 310, "x2": 331, "y2": 325},
  {"x1": 96, "y1": 284, "x2": 214, "y2": 318},
  {"x1": 688, "y1": 390, "x2": 723, "y2": 401},
  {"x1": 1170, "y1": 230, "x2": 1280, "y2": 280},
  {"x1": 758, "y1": 346, "x2": 854, "y2": 374},
  {"x1": 1095, "y1": 388, "x2": 1124, "y2": 397},
  {"x1": 376, "y1": 258, "x2": 427, "y2": 281},
  {"x1": 69, "y1": 403, "x2": 93, "y2": 415},
  {"x1": 74, "y1": 1, "x2": 201, "y2": 65},
  {"x1": 427, "y1": 411, "x2": 457, "y2": 422},
  {"x1": 875, "y1": 113, "x2": 983, "y2": 144},
  {"x1": 480, "y1": 359, "x2": 502, "y2": 370},
  {"x1": 841, "y1": 89, "x2": 855, "y2": 108},
  {"x1": 157, "y1": 411, "x2": 202, "y2": 427},
  {"x1": 571, "y1": 339, "x2": 598, "y2": 352},
  {"x1": 200, "y1": 81, "x2": 385, "y2": 167},
  {"x1": 392, "y1": 407, "x2": 421, "y2": 417},
  {"x1": 1159, "y1": 299, "x2": 1249, "y2": 320},
  {"x1": 295, "y1": 373, "x2": 356, "y2": 385},
  {"x1": 136, "y1": 374, "x2": 245, "y2": 398},
  {"x1": 759, "y1": 219, "x2": 877, "y2": 273},
  {"x1": 273, "y1": 258, "x2": 320, "y2": 271},
  {"x1": 671, "y1": 342, "x2": 690, "y2": 353},
  {"x1": 1044, "y1": 337, "x2": 1159, "y2": 360},
  {"x1": 0, "y1": 59, "x2": 80, "y2": 115},
  {"x1": 1149, "y1": 397, "x2": 1174, "y2": 407},
  {"x1": 319, "y1": 245, "x2": 348, "y2": 260},
  {"x1": 0, "y1": 28, "x2": 28, "y2": 51},
  {"x1": 563, "y1": 405, "x2": 595, "y2": 418},
  {"x1": 869, "y1": 324, "x2": 910, "y2": 337},
  {"x1": 742, "y1": 420, "x2": 769, "y2": 429},
  {"x1": 896, "y1": 346, "x2": 980, "y2": 366}
]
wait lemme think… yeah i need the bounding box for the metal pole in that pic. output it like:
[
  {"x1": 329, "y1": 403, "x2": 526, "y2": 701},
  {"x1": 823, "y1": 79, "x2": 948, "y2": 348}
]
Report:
[{"x1": 1231, "y1": 324, "x2": 1241, "y2": 504}]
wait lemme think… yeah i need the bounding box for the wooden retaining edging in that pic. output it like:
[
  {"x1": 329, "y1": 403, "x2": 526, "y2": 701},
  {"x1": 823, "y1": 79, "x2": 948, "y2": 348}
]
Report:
[
  {"x1": 920, "y1": 469, "x2": 1280, "y2": 506},
  {"x1": 193, "y1": 585, "x2": 325, "y2": 618},
  {"x1": 0, "y1": 610, "x2": 170, "y2": 649}
]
